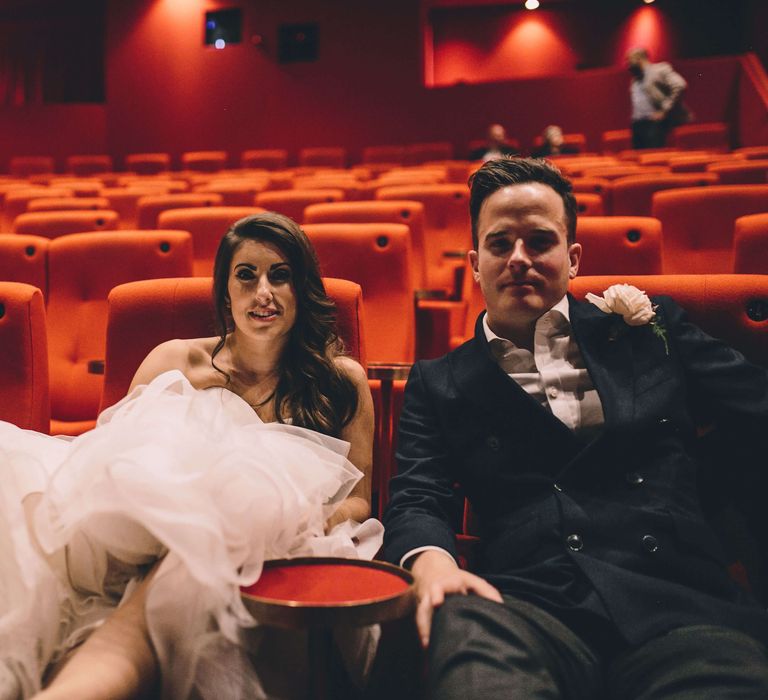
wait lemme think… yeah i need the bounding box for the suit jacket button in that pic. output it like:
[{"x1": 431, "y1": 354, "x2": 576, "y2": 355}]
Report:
[
  {"x1": 566, "y1": 534, "x2": 583, "y2": 551},
  {"x1": 626, "y1": 472, "x2": 644, "y2": 486},
  {"x1": 486, "y1": 435, "x2": 500, "y2": 450},
  {"x1": 642, "y1": 534, "x2": 659, "y2": 552}
]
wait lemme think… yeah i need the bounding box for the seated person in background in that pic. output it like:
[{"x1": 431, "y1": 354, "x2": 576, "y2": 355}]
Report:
[
  {"x1": 469, "y1": 123, "x2": 520, "y2": 162},
  {"x1": 383, "y1": 157, "x2": 768, "y2": 699},
  {"x1": 1, "y1": 212, "x2": 379, "y2": 699},
  {"x1": 531, "y1": 125, "x2": 580, "y2": 158},
  {"x1": 627, "y1": 47, "x2": 690, "y2": 149}
]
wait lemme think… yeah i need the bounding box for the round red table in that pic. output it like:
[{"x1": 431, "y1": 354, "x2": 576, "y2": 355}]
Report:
[{"x1": 241, "y1": 557, "x2": 415, "y2": 698}]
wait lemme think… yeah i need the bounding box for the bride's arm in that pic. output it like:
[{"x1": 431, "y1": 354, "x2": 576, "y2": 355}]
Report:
[
  {"x1": 34, "y1": 567, "x2": 159, "y2": 700},
  {"x1": 326, "y1": 357, "x2": 374, "y2": 531}
]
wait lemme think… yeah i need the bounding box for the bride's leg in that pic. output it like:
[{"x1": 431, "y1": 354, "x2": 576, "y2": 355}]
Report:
[{"x1": 33, "y1": 566, "x2": 160, "y2": 700}]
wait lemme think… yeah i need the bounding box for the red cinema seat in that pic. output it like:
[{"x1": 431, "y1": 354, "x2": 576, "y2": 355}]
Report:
[
  {"x1": 734, "y1": 146, "x2": 768, "y2": 161},
  {"x1": 136, "y1": 193, "x2": 224, "y2": 229},
  {"x1": 576, "y1": 217, "x2": 663, "y2": 276},
  {"x1": 668, "y1": 153, "x2": 744, "y2": 173},
  {"x1": 362, "y1": 145, "x2": 405, "y2": 166},
  {"x1": 532, "y1": 132, "x2": 587, "y2": 154},
  {"x1": 9, "y1": 156, "x2": 55, "y2": 177},
  {"x1": 298, "y1": 147, "x2": 347, "y2": 168},
  {"x1": 404, "y1": 142, "x2": 454, "y2": 165},
  {"x1": 255, "y1": 189, "x2": 344, "y2": 224},
  {"x1": 0, "y1": 282, "x2": 49, "y2": 432},
  {"x1": 157, "y1": 206, "x2": 266, "y2": 276},
  {"x1": 12, "y1": 210, "x2": 120, "y2": 238},
  {"x1": 303, "y1": 223, "x2": 415, "y2": 363},
  {"x1": 99, "y1": 277, "x2": 366, "y2": 411},
  {"x1": 193, "y1": 179, "x2": 270, "y2": 207},
  {"x1": 652, "y1": 185, "x2": 768, "y2": 273},
  {"x1": 580, "y1": 165, "x2": 669, "y2": 180},
  {"x1": 181, "y1": 151, "x2": 228, "y2": 173},
  {"x1": 734, "y1": 214, "x2": 768, "y2": 274},
  {"x1": 612, "y1": 173, "x2": 718, "y2": 217},
  {"x1": 0, "y1": 234, "x2": 49, "y2": 296},
  {"x1": 125, "y1": 152, "x2": 172, "y2": 175},
  {"x1": 101, "y1": 186, "x2": 174, "y2": 229},
  {"x1": 27, "y1": 197, "x2": 111, "y2": 213},
  {"x1": 601, "y1": 129, "x2": 633, "y2": 154},
  {"x1": 304, "y1": 200, "x2": 428, "y2": 290},
  {"x1": 672, "y1": 122, "x2": 730, "y2": 151},
  {"x1": 240, "y1": 149, "x2": 289, "y2": 170},
  {"x1": 3, "y1": 187, "x2": 75, "y2": 229},
  {"x1": 707, "y1": 160, "x2": 768, "y2": 185},
  {"x1": 574, "y1": 193, "x2": 604, "y2": 216},
  {"x1": 376, "y1": 184, "x2": 471, "y2": 296},
  {"x1": 46, "y1": 231, "x2": 194, "y2": 435},
  {"x1": 66, "y1": 155, "x2": 113, "y2": 177}
]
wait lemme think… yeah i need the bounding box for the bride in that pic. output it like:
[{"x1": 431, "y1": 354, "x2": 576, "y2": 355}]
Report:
[{"x1": 0, "y1": 212, "x2": 379, "y2": 699}]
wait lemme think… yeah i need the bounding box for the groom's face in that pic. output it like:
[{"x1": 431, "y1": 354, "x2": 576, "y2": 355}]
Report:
[{"x1": 469, "y1": 182, "x2": 581, "y2": 336}]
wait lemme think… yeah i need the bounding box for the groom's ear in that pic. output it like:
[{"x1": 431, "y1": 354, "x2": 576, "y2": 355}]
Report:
[
  {"x1": 469, "y1": 249, "x2": 480, "y2": 282},
  {"x1": 568, "y1": 242, "x2": 582, "y2": 279}
]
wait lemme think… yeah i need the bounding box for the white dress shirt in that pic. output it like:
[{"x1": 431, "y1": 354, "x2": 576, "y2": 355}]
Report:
[{"x1": 401, "y1": 295, "x2": 605, "y2": 568}]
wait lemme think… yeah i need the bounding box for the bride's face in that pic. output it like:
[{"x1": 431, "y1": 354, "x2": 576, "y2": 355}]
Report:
[{"x1": 227, "y1": 239, "x2": 297, "y2": 343}]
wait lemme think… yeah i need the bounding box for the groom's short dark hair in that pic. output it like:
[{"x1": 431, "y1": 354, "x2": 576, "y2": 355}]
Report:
[{"x1": 468, "y1": 157, "x2": 577, "y2": 248}]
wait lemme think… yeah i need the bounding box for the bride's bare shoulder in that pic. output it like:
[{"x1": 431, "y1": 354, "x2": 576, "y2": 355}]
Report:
[{"x1": 128, "y1": 337, "x2": 220, "y2": 392}]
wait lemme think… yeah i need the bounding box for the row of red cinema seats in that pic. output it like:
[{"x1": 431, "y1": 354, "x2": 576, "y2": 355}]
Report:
[
  {"x1": 5, "y1": 121, "x2": 749, "y2": 175},
  {"x1": 3, "y1": 271, "x2": 768, "y2": 522}
]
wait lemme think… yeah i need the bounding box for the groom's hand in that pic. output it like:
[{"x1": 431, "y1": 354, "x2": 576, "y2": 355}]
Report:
[{"x1": 411, "y1": 550, "x2": 503, "y2": 648}]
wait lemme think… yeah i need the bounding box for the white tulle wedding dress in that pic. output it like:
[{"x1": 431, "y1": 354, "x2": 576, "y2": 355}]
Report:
[{"x1": 0, "y1": 370, "x2": 383, "y2": 699}]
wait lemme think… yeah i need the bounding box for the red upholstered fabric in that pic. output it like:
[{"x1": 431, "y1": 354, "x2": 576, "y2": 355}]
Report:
[
  {"x1": 304, "y1": 223, "x2": 415, "y2": 363},
  {"x1": 47, "y1": 231, "x2": 194, "y2": 434},
  {"x1": 100, "y1": 276, "x2": 366, "y2": 412},
  {"x1": 157, "y1": 206, "x2": 266, "y2": 276},
  {"x1": 580, "y1": 165, "x2": 670, "y2": 180},
  {"x1": 193, "y1": 181, "x2": 270, "y2": 207},
  {"x1": 404, "y1": 142, "x2": 454, "y2": 165},
  {"x1": 652, "y1": 185, "x2": 768, "y2": 273},
  {"x1": 600, "y1": 129, "x2": 633, "y2": 154},
  {"x1": 27, "y1": 197, "x2": 111, "y2": 213},
  {"x1": 3, "y1": 188, "x2": 75, "y2": 229},
  {"x1": 376, "y1": 183, "x2": 471, "y2": 295},
  {"x1": 242, "y1": 563, "x2": 409, "y2": 604},
  {"x1": 574, "y1": 192, "x2": 604, "y2": 216},
  {"x1": 612, "y1": 173, "x2": 718, "y2": 217},
  {"x1": 0, "y1": 282, "x2": 49, "y2": 432},
  {"x1": 734, "y1": 146, "x2": 768, "y2": 161},
  {"x1": 672, "y1": 122, "x2": 730, "y2": 151},
  {"x1": 298, "y1": 147, "x2": 347, "y2": 168},
  {"x1": 13, "y1": 210, "x2": 119, "y2": 238},
  {"x1": 66, "y1": 155, "x2": 113, "y2": 177},
  {"x1": 9, "y1": 156, "x2": 54, "y2": 177},
  {"x1": 255, "y1": 189, "x2": 345, "y2": 224},
  {"x1": 304, "y1": 200, "x2": 428, "y2": 290},
  {"x1": 101, "y1": 186, "x2": 173, "y2": 229},
  {"x1": 576, "y1": 216, "x2": 662, "y2": 276},
  {"x1": 136, "y1": 193, "x2": 223, "y2": 229},
  {"x1": 707, "y1": 160, "x2": 768, "y2": 185},
  {"x1": 569, "y1": 275, "x2": 768, "y2": 368},
  {"x1": 734, "y1": 214, "x2": 768, "y2": 274},
  {"x1": 240, "y1": 149, "x2": 288, "y2": 170},
  {"x1": 362, "y1": 145, "x2": 406, "y2": 165},
  {"x1": 0, "y1": 234, "x2": 49, "y2": 295},
  {"x1": 668, "y1": 153, "x2": 745, "y2": 173},
  {"x1": 125, "y1": 152, "x2": 171, "y2": 175},
  {"x1": 180, "y1": 150, "x2": 228, "y2": 173}
]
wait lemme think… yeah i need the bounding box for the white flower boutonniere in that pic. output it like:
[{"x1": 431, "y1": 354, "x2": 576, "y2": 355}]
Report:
[{"x1": 585, "y1": 284, "x2": 669, "y2": 354}]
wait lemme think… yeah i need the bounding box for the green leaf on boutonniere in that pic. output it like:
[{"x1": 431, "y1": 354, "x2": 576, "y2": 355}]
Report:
[{"x1": 650, "y1": 318, "x2": 669, "y2": 356}]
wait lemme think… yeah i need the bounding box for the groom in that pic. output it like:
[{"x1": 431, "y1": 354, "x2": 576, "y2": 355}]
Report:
[{"x1": 382, "y1": 157, "x2": 768, "y2": 698}]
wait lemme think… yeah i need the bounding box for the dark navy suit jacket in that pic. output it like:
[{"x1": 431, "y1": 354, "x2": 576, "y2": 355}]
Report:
[{"x1": 383, "y1": 294, "x2": 768, "y2": 645}]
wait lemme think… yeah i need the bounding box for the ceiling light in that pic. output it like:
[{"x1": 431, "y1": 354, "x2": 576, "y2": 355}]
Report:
[{"x1": 524, "y1": 0, "x2": 540, "y2": 9}]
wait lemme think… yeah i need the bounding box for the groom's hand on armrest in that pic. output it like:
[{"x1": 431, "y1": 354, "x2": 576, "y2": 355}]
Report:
[{"x1": 410, "y1": 549, "x2": 503, "y2": 648}]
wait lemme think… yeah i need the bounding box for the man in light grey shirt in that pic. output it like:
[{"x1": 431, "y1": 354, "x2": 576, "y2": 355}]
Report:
[{"x1": 626, "y1": 47, "x2": 689, "y2": 149}]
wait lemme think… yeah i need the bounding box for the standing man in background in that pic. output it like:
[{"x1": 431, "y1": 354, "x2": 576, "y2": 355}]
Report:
[{"x1": 626, "y1": 47, "x2": 690, "y2": 149}]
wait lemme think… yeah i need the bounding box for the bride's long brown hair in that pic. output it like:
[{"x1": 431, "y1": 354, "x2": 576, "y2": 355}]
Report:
[{"x1": 210, "y1": 212, "x2": 358, "y2": 436}]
